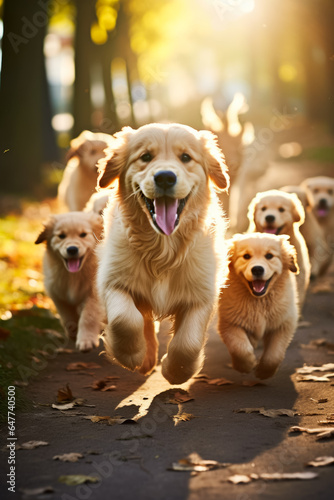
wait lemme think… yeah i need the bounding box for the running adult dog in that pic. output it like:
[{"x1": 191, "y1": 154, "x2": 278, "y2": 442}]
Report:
[
  {"x1": 35, "y1": 212, "x2": 104, "y2": 352},
  {"x1": 218, "y1": 233, "x2": 299, "y2": 379},
  {"x1": 247, "y1": 189, "x2": 310, "y2": 308},
  {"x1": 96, "y1": 123, "x2": 229, "y2": 384}
]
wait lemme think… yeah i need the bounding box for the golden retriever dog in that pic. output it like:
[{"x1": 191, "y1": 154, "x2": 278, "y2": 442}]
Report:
[
  {"x1": 247, "y1": 189, "x2": 310, "y2": 308},
  {"x1": 96, "y1": 123, "x2": 229, "y2": 384},
  {"x1": 301, "y1": 176, "x2": 334, "y2": 251},
  {"x1": 84, "y1": 190, "x2": 113, "y2": 216},
  {"x1": 58, "y1": 130, "x2": 112, "y2": 211},
  {"x1": 281, "y1": 185, "x2": 332, "y2": 278},
  {"x1": 35, "y1": 212, "x2": 104, "y2": 352},
  {"x1": 218, "y1": 233, "x2": 299, "y2": 379}
]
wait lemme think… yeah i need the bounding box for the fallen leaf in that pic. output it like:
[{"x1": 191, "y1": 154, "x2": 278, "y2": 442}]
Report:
[
  {"x1": 301, "y1": 339, "x2": 334, "y2": 350},
  {"x1": 101, "y1": 384, "x2": 117, "y2": 392},
  {"x1": 297, "y1": 320, "x2": 312, "y2": 328},
  {"x1": 241, "y1": 380, "x2": 266, "y2": 387},
  {"x1": 52, "y1": 398, "x2": 95, "y2": 411},
  {"x1": 193, "y1": 373, "x2": 210, "y2": 380},
  {"x1": 296, "y1": 363, "x2": 334, "y2": 374},
  {"x1": 169, "y1": 453, "x2": 229, "y2": 472},
  {"x1": 290, "y1": 426, "x2": 334, "y2": 439},
  {"x1": 311, "y1": 281, "x2": 333, "y2": 294},
  {"x1": 207, "y1": 378, "x2": 234, "y2": 386},
  {"x1": 86, "y1": 376, "x2": 120, "y2": 391},
  {"x1": 310, "y1": 398, "x2": 328, "y2": 404},
  {"x1": 57, "y1": 383, "x2": 74, "y2": 403},
  {"x1": 58, "y1": 475, "x2": 99, "y2": 486},
  {"x1": 235, "y1": 408, "x2": 296, "y2": 417},
  {"x1": 306, "y1": 456, "x2": 334, "y2": 467},
  {"x1": 55, "y1": 347, "x2": 74, "y2": 354},
  {"x1": 66, "y1": 362, "x2": 101, "y2": 371},
  {"x1": 296, "y1": 374, "x2": 333, "y2": 382},
  {"x1": 168, "y1": 391, "x2": 194, "y2": 404},
  {"x1": 173, "y1": 413, "x2": 195, "y2": 424},
  {"x1": 259, "y1": 472, "x2": 318, "y2": 481},
  {"x1": 18, "y1": 441, "x2": 49, "y2": 450},
  {"x1": 83, "y1": 415, "x2": 112, "y2": 423},
  {"x1": 83, "y1": 415, "x2": 137, "y2": 425},
  {"x1": 53, "y1": 453, "x2": 83, "y2": 462},
  {"x1": 228, "y1": 474, "x2": 253, "y2": 484},
  {"x1": 43, "y1": 329, "x2": 64, "y2": 339},
  {"x1": 20, "y1": 486, "x2": 54, "y2": 496}
]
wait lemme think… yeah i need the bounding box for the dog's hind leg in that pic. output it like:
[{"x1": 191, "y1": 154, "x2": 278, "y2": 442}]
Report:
[
  {"x1": 103, "y1": 288, "x2": 146, "y2": 371},
  {"x1": 161, "y1": 305, "x2": 212, "y2": 385}
]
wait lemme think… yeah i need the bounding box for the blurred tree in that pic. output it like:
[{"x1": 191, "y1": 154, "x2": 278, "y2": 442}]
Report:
[{"x1": 0, "y1": 0, "x2": 59, "y2": 196}]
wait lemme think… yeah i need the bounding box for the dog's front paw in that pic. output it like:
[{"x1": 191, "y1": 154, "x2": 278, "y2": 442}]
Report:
[
  {"x1": 113, "y1": 346, "x2": 146, "y2": 371},
  {"x1": 231, "y1": 351, "x2": 257, "y2": 374},
  {"x1": 254, "y1": 361, "x2": 279, "y2": 379},
  {"x1": 161, "y1": 354, "x2": 201, "y2": 385},
  {"x1": 76, "y1": 333, "x2": 100, "y2": 353}
]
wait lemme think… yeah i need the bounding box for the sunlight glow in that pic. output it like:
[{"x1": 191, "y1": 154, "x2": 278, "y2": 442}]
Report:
[{"x1": 279, "y1": 63, "x2": 298, "y2": 82}]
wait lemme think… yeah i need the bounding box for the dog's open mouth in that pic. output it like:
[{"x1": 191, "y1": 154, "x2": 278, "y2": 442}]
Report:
[
  {"x1": 316, "y1": 206, "x2": 329, "y2": 218},
  {"x1": 248, "y1": 277, "x2": 272, "y2": 297},
  {"x1": 64, "y1": 257, "x2": 84, "y2": 273},
  {"x1": 140, "y1": 192, "x2": 190, "y2": 235},
  {"x1": 263, "y1": 225, "x2": 284, "y2": 235}
]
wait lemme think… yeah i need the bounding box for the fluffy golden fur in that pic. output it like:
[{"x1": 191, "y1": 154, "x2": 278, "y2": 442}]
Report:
[
  {"x1": 301, "y1": 176, "x2": 334, "y2": 253},
  {"x1": 84, "y1": 190, "x2": 113, "y2": 216},
  {"x1": 35, "y1": 212, "x2": 104, "y2": 352},
  {"x1": 281, "y1": 185, "x2": 332, "y2": 278},
  {"x1": 96, "y1": 123, "x2": 229, "y2": 384},
  {"x1": 247, "y1": 189, "x2": 310, "y2": 308},
  {"x1": 218, "y1": 233, "x2": 299, "y2": 379},
  {"x1": 58, "y1": 130, "x2": 112, "y2": 211}
]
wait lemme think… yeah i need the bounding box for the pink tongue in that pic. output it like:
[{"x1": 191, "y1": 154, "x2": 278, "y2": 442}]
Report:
[
  {"x1": 265, "y1": 228, "x2": 277, "y2": 234},
  {"x1": 154, "y1": 197, "x2": 178, "y2": 235},
  {"x1": 252, "y1": 280, "x2": 266, "y2": 293},
  {"x1": 317, "y1": 208, "x2": 328, "y2": 217},
  {"x1": 67, "y1": 259, "x2": 81, "y2": 273}
]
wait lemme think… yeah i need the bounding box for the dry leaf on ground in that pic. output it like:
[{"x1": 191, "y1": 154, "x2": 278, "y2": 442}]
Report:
[
  {"x1": 53, "y1": 453, "x2": 83, "y2": 462},
  {"x1": 310, "y1": 398, "x2": 328, "y2": 404},
  {"x1": 57, "y1": 383, "x2": 74, "y2": 403},
  {"x1": 66, "y1": 362, "x2": 101, "y2": 371},
  {"x1": 58, "y1": 475, "x2": 100, "y2": 486},
  {"x1": 173, "y1": 413, "x2": 195, "y2": 424},
  {"x1": 52, "y1": 398, "x2": 95, "y2": 411},
  {"x1": 168, "y1": 391, "x2": 194, "y2": 404},
  {"x1": 235, "y1": 408, "x2": 296, "y2": 418},
  {"x1": 306, "y1": 456, "x2": 334, "y2": 467},
  {"x1": 296, "y1": 363, "x2": 334, "y2": 374},
  {"x1": 241, "y1": 380, "x2": 266, "y2": 387},
  {"x1": 228, "y1": 474, "x2": 254, "y2": 484},
  {"x1": 207, "y1": 378, "x2": 234, "y2": 386},
  {"x1": 169, "y1": 453, "x2": 229, "y2": 472},
  {"x1": 290, "y1": 426, "x2": 334, "y2": 439},
  {"x1": 55, "y1": 347, "x2": 74, "y2": 354},
  {"x1": 192, "y1": 373, "x2": 210, "y2": 380},
  {"x1": 296, "y1": 374, "x2": 333, "y2": 382},
  {"x1": 83, "y1": 415, "x2": 137, "y2": 425},
  {"x1": 227, "y1": 471, "x2": 317, "y2": 483},
  {"x1": 20, "y1": 486, "x2": 54, "y2": 496},
  {"x1": 85, "y1": 377, "x2": 118, "y2": 391},
  {"x1": 301, "y1": 339, "x2": 334, "y2": 350},
  {"x1": 18, "y1": 441, "x2": 49, "y2": 450}
]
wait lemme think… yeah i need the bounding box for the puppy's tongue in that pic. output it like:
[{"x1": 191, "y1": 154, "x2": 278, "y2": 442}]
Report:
[
  {"x1": 154, "y1": 197, "x2": 178, "y2": 235},
  {"x1": 264, "y1": 228, "x2": 277, "y2": 234},
  {"x1": 252, "y1": 280, "x2": 266, "y2": 293},
  {"x1": 67, "y1": 258, "x2": 81, "y2": 273},
  {"x1": 317, "y1": 208, "x2": 329, "y2": 217}
]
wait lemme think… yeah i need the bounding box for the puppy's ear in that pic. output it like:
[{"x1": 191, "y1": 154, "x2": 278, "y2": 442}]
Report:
[
  {"x1": 66, "y1": 130, "x2": 93, "y2": 161},
  {"x1": 199, "y1": 131, "x2": 229, "y2": 191},
  {"x1": 97, "y1": 127, "x2": 133, "y2": 189},
  {"x1": 280, "y1": 236, "x2": 299, "y2": 274},
  {"x1": 226, "y1": 237, "x2": 236, "y2": 269},
  {"x1": 35, "y1": 218, "x2": 54, "y2": 244},
  {"x1": 290, "y1": 193, "x2": 305, "y2": 224}
]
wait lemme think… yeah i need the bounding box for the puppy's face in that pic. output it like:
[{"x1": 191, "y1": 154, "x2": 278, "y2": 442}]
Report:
[
  {"x1": 35, "y1": 212, "x2": 102, "y2": 273},
  {"x1": 302, "y1": 177, "x2": 334, "y2": 218},
  {"x1": 97, "y1": 124, "x2": 229, "y2": 236},
  {"x1": 67, "y1": 131, "x2": 111, "y2": 171},
  {"x1": 249, "y1": 190, "x2": 304, "y2": 235},
  {"x1": 230, "y1": 233, "x2": 298, "y2": 297}
]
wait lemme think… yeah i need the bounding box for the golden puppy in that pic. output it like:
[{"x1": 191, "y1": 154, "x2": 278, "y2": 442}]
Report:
[
  {"x1": 96, "y1": 123, "x2": 229, "y2": 384},
  {"x1": 58, "y1": 130, "x2": 112, "y2": 211},
  {"x1": 218, "y1": 233, "x2": 299, "y2": 379},
  {"x1": 281, "y1": 185, "x2": 332, "y2": 278},
  {"x1": 301, "y1": 176, "x2": 334, "y2": 251},
  {"x1": 247, "y1": 189, "x2": 310, "y2": 308},
  {"x1": 35, "y1": 212, "x2": 104, "y2": 352}
]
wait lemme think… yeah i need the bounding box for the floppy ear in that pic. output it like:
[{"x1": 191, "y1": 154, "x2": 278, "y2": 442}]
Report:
[
  {"x1": 66, "y1": 130, "x2": 93, "y2": 161},
  {"x1": 35, "y1": 218, "x2": 55, "y2": 244},
  {"x1": 226, "y1": 237, "x2": 237, "y2": 270},
  {"x1": 199, "y1": 131, "x2": 229, "y2": 191},
  {"x1": 280, "y1": 236, "x2": 299, "y2": 274},
  {"x1": 290, "y1": 193, "x2": 305, "y2": 224},
  {"x1": 97, "y1": 127, "x2": 132, "y2": 189}
]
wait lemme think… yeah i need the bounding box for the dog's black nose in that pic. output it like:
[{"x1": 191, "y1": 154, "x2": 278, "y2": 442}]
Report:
[
  {"x1": 319, "y1": 198, "x2": 328, "y2": 208},
  {"x1": 252, "y1": 266, "x2": 264, "y2": 277},
  {"x1": 265, "y1": 214, "x2": 275, "y2": 224},
  {"x1": 67, "y1": 246, "x2": 79, "y2": 256},
  {"x1": 154, "y1": 171, "x2": 177, "y2": 190}
]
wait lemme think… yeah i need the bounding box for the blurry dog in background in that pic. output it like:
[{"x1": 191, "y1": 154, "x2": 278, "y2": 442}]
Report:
[
  {"x1": 218, "y1": 233, "x2": 299, "y2": 379},
  {"x1": 281, "y1": 185, "x2": 332, "y2": 278},
  {"x1": 58, "y1": 130, "x2": 112, "y2": 211},
  {"x1": 96, "y1": 123, "x2": 229, "y2": 384},
  {"x1": 247, "y1": 189, "x2": 310, "y2": 308},
  {"x1": 35, "y1": 211, "x2": 104, "y2": 352}
]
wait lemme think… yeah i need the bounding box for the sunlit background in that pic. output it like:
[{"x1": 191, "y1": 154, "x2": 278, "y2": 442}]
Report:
[{"x1": 0, "y1": 0, "x2": 333, "y2": 194}]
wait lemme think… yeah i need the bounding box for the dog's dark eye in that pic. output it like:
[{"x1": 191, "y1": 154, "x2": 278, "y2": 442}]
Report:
[
  {"x1": 58, "y1": 233, "x2": 66, "y2": 239},
  {"x1": 243, "y1": 253, "x2": 251, "y2": 260},
  {"x1": 80, "y1": 232, "x2": 87, "y2": 238},
  {"x1": 180, "y1": 153, "x2": 192, "y2": 163},
  {"x1": 328, "y1": 189, "x2": 333, "y2": 195},
  {"x1": 265, "y1": 253, "x2": 274, "y2": 260},
  {"x1": 278, "y1": 207, "x2": 285, "y2": 213},
  {"x1": 261, "y1": 206, "x2": 267, "y2": 212},
  {"x1": 140, "y1": 152, "x2": 152, "y2": 163}
]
